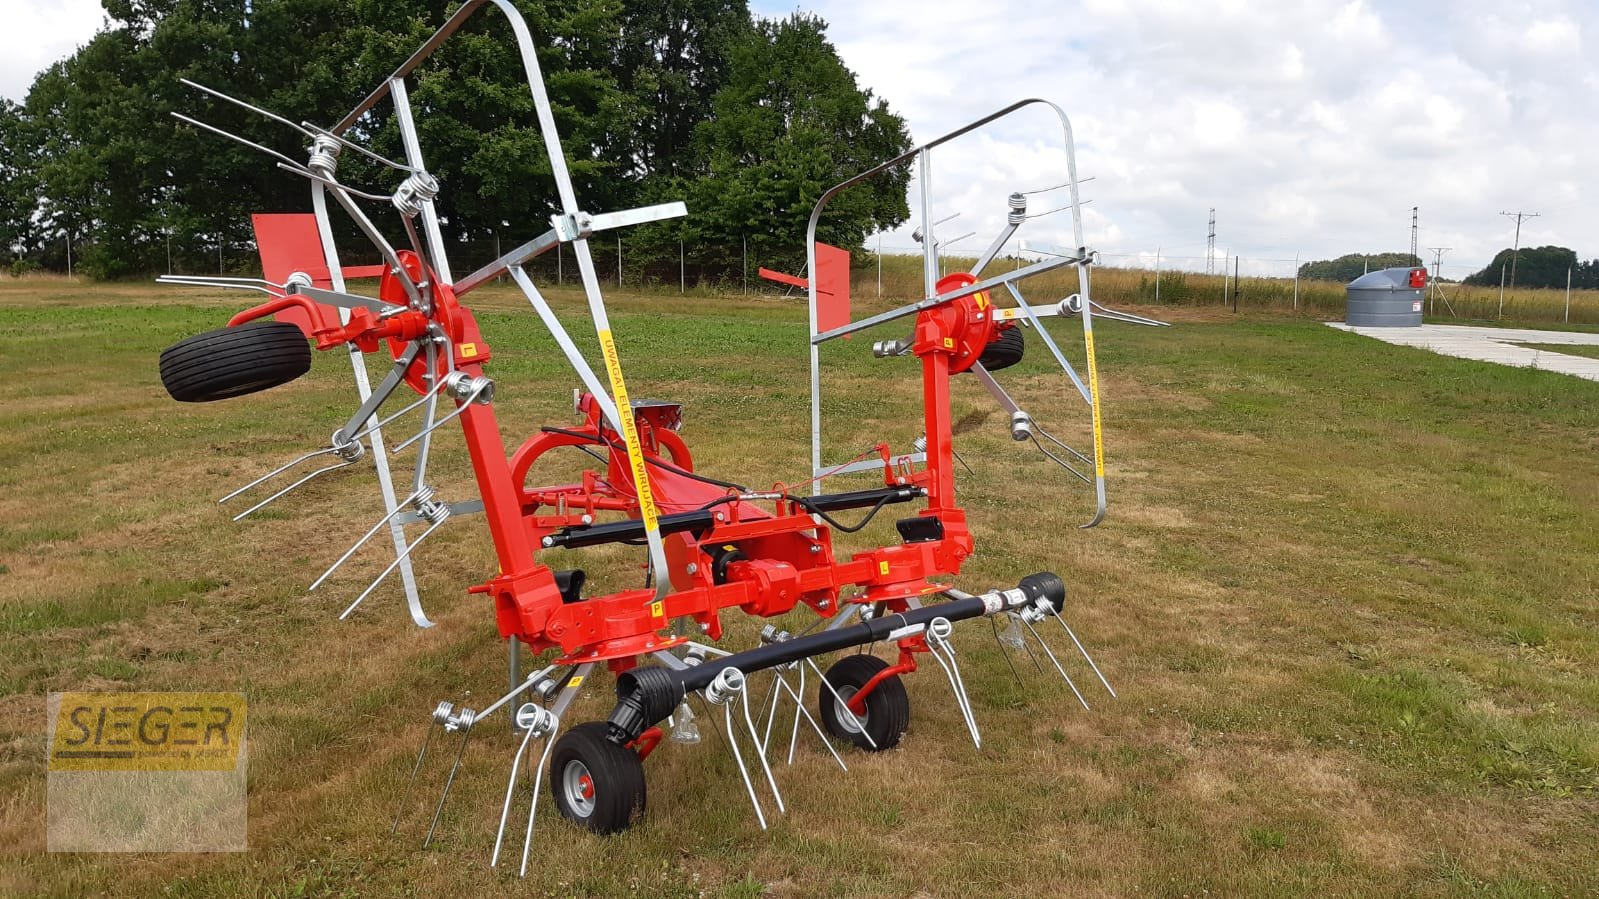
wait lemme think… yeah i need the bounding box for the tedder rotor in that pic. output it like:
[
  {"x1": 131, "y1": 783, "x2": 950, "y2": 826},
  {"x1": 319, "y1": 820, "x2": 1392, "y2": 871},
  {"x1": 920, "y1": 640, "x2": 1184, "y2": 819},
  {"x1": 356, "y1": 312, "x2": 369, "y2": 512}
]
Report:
[{"x1": 155, "y1": 0, "x2": 1162, "y2": 873}]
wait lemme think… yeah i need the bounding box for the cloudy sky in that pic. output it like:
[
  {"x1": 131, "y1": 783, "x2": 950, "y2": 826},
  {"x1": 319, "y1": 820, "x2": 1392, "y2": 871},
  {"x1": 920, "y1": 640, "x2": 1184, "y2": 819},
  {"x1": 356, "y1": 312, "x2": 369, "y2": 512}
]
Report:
[{"x1": 5, "y1": 0, "x2": 1593, "y2": 277}]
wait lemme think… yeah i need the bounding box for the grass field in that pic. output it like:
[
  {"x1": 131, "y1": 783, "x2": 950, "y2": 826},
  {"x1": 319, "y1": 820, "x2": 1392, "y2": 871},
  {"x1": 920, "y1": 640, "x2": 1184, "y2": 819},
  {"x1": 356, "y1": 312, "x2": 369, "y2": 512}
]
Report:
[{"x1": 1, "y1": 279, "x2": 1597, "y2": 897}]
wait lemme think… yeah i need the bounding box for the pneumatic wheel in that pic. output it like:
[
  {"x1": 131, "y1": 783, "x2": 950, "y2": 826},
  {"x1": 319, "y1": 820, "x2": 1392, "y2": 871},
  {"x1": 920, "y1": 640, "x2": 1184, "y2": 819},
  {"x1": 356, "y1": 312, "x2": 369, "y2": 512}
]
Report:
[
  {"x1": 159, "y1": 320, "x2": 312, "y2": 402},
  {"x1": 976, "y1": 326, "x2": 1025, "y2": 372},
  {"x1": 549, "y1": 722, "x2": 647, "y2": 834},
  {"x1": 818, "y1": 654, "x2": 910, "y2": 751}
]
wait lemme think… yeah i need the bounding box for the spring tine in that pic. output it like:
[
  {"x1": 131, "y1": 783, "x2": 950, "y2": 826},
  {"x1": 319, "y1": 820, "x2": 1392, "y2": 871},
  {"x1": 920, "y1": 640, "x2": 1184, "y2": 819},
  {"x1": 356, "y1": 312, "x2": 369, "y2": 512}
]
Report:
[
  {"x1": 1027, "y1": 432, "x2": 1092, "y2": 485},
  {"x1": 990, "y1": 617, "x2": 1025, "y2": 686},
  {"x1": 785, "y1": 665, "x2": 804, "y2": 765},
  {"x1": 230, "y1": 457, "x2": 357, "y2": 521},
  {"x1": 803, "y1": 657, "x2": 876, "y2": 749},
  {"x1": 309, "y1": 487, "x2": 432, "y2": 592},
  {"x1": 422, "y1": 724, "x2": 473, "y2": 848},
  {"x1": 391, "y1": 384, "x2": 485, "y2": 454},
  {"x1": 157, "y1": 276, "x2": 284, "y2": 297},
  {"x1": 1021, "y1": 615, "x2": 1090, "y2": 711},
  {"x1": 779, "y1": 667, "x2": 847, "y2": 772},
  {"x1": 517, "y1": 728, "x2": 559, "y2": 877},
  {"x1": 170, "y1": 112, "x2": 316, "y2": 176},
  {"x1": 219, "y1": 446, "x2": 340, "y2": 504},
  {"x1": 180, "y1": 78, "x2": 314, "y2": 138},
  {"x1": 339, "y1": 515, "x2": 448, "y2": 620},
  {"x1": 343, "y1": 382, "x2": 444, "y2": 448},
  {"x1": 390, "y1": 719, "x2": 437, "y2": 834},
  {"x1": 1051, "y1": 608, "x2": 1116, "y2": 698},
  {"x1": 758, "y1": 667, "x2": 793, "y2": 755},
  {"x1": 926, "y1": 620, "x2": 981, "y2": 748},
  {"x1": 1033, "y1": 421, "x2": 1095, "y2": 467},
  {"x1": 299, "y1": 121, "x2": 418, "y2": 173},
  {"x1": 740, "y1": 682, "x2": 785, "y2": 814},
  {"x1": 276, "y1": 162, "x2": 394, "y2": 203},
  {"x1": 491, "y1": 724, "x2": 537, "y2": 867},
  {"x1": 721, "y1": 695, "x2": 767, "y2": 830}
]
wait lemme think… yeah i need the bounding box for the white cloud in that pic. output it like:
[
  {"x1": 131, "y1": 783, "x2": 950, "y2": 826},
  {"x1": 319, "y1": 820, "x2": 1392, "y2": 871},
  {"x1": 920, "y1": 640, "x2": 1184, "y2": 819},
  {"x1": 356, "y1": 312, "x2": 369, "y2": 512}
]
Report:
[
  {"x1": 0, "y1": 0, "x2": 107, "y2": 104},
  {"x1": 755, "y1": 0, "x2": 1599, "y2": 277}
]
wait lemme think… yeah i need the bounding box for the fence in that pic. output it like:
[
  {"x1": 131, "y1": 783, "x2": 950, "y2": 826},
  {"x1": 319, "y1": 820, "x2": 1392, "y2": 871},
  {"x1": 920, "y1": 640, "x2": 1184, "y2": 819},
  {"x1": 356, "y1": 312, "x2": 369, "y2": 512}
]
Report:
[{"x1": 11, "y1": 229, "x2": 1599, "y2": 328}]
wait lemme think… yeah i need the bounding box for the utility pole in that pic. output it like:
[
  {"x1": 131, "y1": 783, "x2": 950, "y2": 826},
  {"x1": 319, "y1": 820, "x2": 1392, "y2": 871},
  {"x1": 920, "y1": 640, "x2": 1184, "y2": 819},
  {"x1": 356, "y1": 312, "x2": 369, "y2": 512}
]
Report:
[
  {"x1": 1206, "y1": 208, "x2": 1216, "y2": 274},
  {"x1": 1499, "y1": 210, "x2": 1540, "y2": 291},
  {"x1": 1409, "y1": 206, "x2": 1418, "y2": 263},
  {"x1": 1427, "y1": 247, "x2": 1450, "y2": 317}
]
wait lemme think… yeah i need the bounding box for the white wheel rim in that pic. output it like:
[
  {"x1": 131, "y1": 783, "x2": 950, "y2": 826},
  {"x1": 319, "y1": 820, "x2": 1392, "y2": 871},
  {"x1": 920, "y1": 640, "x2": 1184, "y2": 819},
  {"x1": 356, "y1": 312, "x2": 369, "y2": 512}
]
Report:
[{"x1": 562, "y1": 759, "x2": 597, "y2": 817}]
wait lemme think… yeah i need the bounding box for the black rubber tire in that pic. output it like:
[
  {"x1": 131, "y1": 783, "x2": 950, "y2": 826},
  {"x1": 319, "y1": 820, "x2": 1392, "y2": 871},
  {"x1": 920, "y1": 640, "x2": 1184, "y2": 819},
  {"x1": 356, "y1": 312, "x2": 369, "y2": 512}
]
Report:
[
  {"x1": 818, "y1": 654, "x2": 910, "y2": 751},
  {"x1": 977, "y1": 326, "x2": 1025, "y2": 372},
  {"x1": 159, "y1": 321, "x2": 312, "y2": 402},
  {"x1": 549, "y1": 721, "x2": 647, "y2": 834}
]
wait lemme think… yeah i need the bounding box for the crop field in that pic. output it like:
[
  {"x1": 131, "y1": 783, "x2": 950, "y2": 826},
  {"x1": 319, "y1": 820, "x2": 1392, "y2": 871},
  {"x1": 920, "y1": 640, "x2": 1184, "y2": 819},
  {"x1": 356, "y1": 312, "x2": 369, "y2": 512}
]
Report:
[
  {"x1": 2, "y1": 279, "x2": 1597, "y2": 897},
  {"x1": 849, "y1": 253, "x2": 1599, "y2": 326}
]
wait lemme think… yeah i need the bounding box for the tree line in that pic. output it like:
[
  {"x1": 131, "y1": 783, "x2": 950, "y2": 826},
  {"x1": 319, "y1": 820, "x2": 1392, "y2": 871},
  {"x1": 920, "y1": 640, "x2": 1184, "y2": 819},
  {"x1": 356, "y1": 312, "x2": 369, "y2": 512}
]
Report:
[
  {"x1": 0, "y1": 0, "x2": 912, "y2": 281},
  {"x1": 1460, "y1": 246, "x2": 1599, "y2": 290}
]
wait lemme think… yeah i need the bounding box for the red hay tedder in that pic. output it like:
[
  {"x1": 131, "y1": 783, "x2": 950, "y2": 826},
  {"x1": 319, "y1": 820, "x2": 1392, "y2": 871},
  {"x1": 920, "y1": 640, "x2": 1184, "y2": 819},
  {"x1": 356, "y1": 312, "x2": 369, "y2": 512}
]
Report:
[{"x1": 156, "y1": 0, "x2": 1164, "y2": 873}]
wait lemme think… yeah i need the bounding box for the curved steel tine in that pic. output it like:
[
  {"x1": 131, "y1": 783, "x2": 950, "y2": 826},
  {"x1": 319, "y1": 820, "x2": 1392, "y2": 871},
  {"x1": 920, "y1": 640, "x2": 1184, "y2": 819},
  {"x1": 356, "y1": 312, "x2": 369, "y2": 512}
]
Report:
[
  {"x1": 391, "y1": 720, "x2": 437, "y2": 834},
  {"x1": 180, "y1": 78, "x2": 314, "y2": 138},
  {"x1": 1088, "y1": 300, "x2": 1169, "y2": 327},
  {"x1": 802, "y1": 657, "x2": 875, "y2": 749},
  {"x1": 339, "y1": 515, "x2": 448, "y2": 619},
  {"x1": 780, "y1": 665, "x2": 847, "y2": 771},
  {"x1": 309, "y1": 491, "x2": 424, "y2": 592},
  {"x1": 719, "y1": 690, "x2": 767, "y2": 830},
  {"x1": 171, "y1": 112, "x2": 318, "y2": 178},
  {"x1": 1050, "y1": 608, "x2": 1116, "y2": 698},
  {"x1": 156, "y1": 276, "x2": 285, "y2": 297},
  {"x1": 218, "y1": 446, "x2": 340, "y2": 504},
  {"x1": 517, "y1": 728, "x2": 559, "y2": 877},
  {"x1": 740, "y1": 680, "x2": 785, "y2": 814},
  {"x1": 1004, "y1": 281, "x2": 1091, "y2": 404},
  {"x1": 758, "y1": 666, "x2": 792, "y2": 754},
  {"x1": 391, "y1": 383, "x2": 485, "y2": 453},
  {"x1": 1028, "y1": 432, "x2": 1092, "y2": 485},
  {"x1": 926, "y1": 621, "x2": 981, "y2": 748},
  {"x1": 230, "y1": 457, "x2": 357, "y2": 521},
  {"x1": 492, "y1": 723, "x2": 538, "y2": 867},
  {"x1": 1021, "y1": 614, "x2": 1090, "y2": 711},
  {"x1": 422, "y1": 724, "x2": 472, "y2": 848},
  {"x1": 275, "y1": 162, "x2": 395, "y2": 203},
  {"x1": 343, "y1": 382, "x2": 446, "y2": 447},
  {"x1": 1033, "y1": 420, "x2": 1095, "y2": 467}
]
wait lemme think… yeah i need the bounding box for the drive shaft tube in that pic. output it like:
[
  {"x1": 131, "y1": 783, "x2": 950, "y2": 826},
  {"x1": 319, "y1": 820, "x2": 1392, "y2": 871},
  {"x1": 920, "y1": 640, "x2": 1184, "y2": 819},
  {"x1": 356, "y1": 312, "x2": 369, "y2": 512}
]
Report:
[{"x1": 605, "y1": 572, "x2": 1066, "y2": 744}]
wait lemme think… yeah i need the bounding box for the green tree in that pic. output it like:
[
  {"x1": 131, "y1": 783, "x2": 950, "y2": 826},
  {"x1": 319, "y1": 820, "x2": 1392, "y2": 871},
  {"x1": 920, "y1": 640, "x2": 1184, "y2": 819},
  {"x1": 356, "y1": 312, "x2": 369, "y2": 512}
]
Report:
[
  {"x1": 1298, "y1": 252, "x2": 1421, "y2": 282},
  {"x1": 0, "y1": 99, "x2": 36, "y2": 267},
  {"x1": 652, "y1": 12, "x2": 912, "y2": 279},
  {"x1": 1462, "y1": 246, "x2": 1578, "y2": 289}
]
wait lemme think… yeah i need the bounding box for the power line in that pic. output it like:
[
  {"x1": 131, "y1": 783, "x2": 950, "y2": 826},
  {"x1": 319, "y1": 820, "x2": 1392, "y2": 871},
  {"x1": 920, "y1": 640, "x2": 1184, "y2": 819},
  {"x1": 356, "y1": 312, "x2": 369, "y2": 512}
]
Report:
[{"x1": 1499, "y1": 210, "x2": 1541, "y2": 291}]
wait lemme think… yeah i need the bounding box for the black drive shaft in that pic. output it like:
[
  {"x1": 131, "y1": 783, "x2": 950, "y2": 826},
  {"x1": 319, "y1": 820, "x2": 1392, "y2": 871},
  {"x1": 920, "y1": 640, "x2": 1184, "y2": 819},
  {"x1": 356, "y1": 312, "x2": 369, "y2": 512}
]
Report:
[{"x1": 605, "y1": 572, "x2": 1064, "y2": 744}]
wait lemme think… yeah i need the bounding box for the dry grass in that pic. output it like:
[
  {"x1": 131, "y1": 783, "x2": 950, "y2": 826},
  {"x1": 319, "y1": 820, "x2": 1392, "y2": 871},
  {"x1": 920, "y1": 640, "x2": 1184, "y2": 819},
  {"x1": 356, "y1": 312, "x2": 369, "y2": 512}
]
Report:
[
  {"x1": 1, "y1": 279, "x2": 1596, "y2": 898},
  {"x1": 848, "y1": 253, "x2": 1599, "y2": 328}
]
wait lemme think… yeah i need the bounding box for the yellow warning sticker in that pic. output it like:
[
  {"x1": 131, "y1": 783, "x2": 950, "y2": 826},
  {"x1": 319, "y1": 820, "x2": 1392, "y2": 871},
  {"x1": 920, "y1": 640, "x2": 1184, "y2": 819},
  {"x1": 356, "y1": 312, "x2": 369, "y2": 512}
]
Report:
[
  {"x1": 458, "y1": 342, "x2": 478, "y2": 358},
  {"x1": 1084, "y1": 326, "x2": 1105, "y2": 479},
  {"x1": 975, "y1": 291, "x2": 989, "y2": 310},
  {"x1": 49, "y1": 693, "x2": 245, "y2": 772},
  {"x1": 878, "y1": 560, "x2": 890, "y2": 576},
  {"x1": 567, "y1": 676, "x2": 585, "y2": 689},
  {"x1": 650, "y1": 601, "x2": 664, "y2": 619},
  {"x1": 942, "y1": 337, "x2": 955, "y2": 349},
  {"x1": 596, "y1": 329, "x2": 660, "y2": 533}
]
